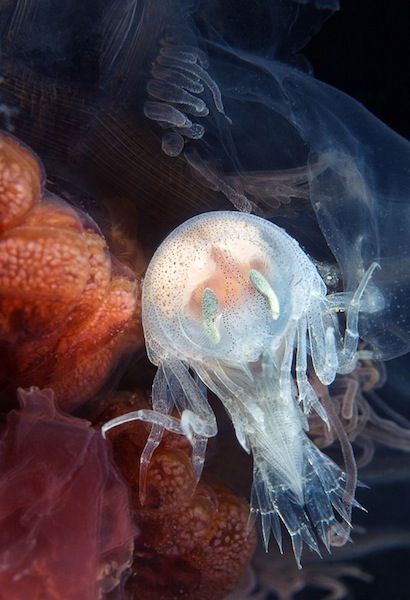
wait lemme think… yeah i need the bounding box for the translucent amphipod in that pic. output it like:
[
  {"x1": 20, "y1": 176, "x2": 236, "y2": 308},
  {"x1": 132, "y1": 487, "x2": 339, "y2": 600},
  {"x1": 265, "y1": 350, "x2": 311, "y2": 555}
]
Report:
[{"x1": 103, "y1": 211, "x2": 377, "y2": 565}]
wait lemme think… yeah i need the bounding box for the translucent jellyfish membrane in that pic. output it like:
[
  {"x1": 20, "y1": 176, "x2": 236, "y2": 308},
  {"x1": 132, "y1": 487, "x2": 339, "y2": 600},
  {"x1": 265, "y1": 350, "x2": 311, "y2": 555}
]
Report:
[
  {"x1": 0, "y1": 387, "x2": 134, "y2": 598},
  {"x1": 103, "y1": 211, "x2": 381, "y2": 565}
]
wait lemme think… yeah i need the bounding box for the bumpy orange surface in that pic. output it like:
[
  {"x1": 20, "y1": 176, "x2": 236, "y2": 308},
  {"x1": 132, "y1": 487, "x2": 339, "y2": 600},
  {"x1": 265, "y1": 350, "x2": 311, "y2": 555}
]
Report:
[
  {"x1": 96, "y1": 391, "x2": 257, "y2": 600},
  {"x1": 0, "y1": 131, "x2": 144, "y2": 411}
]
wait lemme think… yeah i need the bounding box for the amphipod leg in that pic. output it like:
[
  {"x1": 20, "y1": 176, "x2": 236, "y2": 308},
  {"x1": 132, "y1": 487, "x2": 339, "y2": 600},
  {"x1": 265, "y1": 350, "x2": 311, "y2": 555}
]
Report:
[
  {"x1": 139, "y1": 364, "x2": 173, "y2": 504},
  {"x1": 295, "y1": 317, "x2": 329, "y2": 424},
  {"x1": 329, "y1": 262, "x2": 380, "y2": 373},
  {"x1": 141, "y1": 359, "x2": 216, "y2": 496},
  {"x1": 101, "y1": 408, "x2": 187, "y2": 438},
  {"x1": 101, "y1": 363, "x2": 188, "y2": 504},
  {"x1": 140, "y1": 358, "x2": 216, "y2": 500},
  {"x1": 248, "y1": 269, "x2": 280, "y2": 320},
  {"x1": 167, "y1": 358, "x2": 218, "y2": 480},
  {"x1": 102, "y1": 404, "x2": 191, "y2": 503}
]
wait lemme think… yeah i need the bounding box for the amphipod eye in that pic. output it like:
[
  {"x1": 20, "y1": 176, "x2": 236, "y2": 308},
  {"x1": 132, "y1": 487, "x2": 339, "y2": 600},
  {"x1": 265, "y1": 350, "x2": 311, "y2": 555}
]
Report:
[
  {"x1": 249, "y1": 269, "x2": 280, "y2": 320},
  {"x1": 201, "y1": 288, "x2": 221, "y2": 344}
]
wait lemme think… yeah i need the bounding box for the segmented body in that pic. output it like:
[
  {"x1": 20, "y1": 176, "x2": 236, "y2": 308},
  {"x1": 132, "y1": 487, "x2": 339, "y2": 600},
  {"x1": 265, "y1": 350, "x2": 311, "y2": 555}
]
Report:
[{"x1": 103, "y1": 211, "x2": 377, "y2": 565}]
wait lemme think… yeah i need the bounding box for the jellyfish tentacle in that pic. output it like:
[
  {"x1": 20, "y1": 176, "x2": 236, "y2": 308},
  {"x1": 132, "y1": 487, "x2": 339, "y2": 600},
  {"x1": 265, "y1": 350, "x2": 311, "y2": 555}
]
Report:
[
  {"x1": 143, "y1": 100, "x2": 192, "y2": 127},
  {"x1": 151, "y1": 63, "x2": 205, "y2": 94},
  {"x1": 145, "y1": 33, "x2": 230, "y2": 157},
  {"x1": 160, "y1": 43, "x2": 209, "y2": 68},
  {"x1": 178, "y1": 123, "x2": 205, "y2": 139},
  {"x1": 161, "y1": 131, "x2": 185, "y2": 157},
  {"x1": 183, "y1": 148, "x2": 254, "y2": 211},
  {"x1": 158, "y1": 47, "x2": 228, "y2": 117},
  {"x1": 147, "y1": 79, "x2": 210, "y2": 117}
]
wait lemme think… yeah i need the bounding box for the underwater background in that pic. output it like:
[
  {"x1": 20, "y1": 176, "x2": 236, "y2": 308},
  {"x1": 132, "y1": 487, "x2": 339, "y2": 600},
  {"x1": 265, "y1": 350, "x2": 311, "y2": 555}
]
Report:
[{"x1": 0, "y1": 1, "x2": 409, "y2": 598}]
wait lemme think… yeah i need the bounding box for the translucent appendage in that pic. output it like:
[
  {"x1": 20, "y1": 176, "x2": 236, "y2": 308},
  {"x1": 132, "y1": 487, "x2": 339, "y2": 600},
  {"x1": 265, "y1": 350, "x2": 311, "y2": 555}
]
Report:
[
  {"x1": 251, "y1": 438, "x2": 355, "y2": 567},
  {"x1": 339, "y1": 262, "x2": 380, "y2": 372},
  {"x1": 296, "y1": 317, "x2": 329, "y2": 424}
]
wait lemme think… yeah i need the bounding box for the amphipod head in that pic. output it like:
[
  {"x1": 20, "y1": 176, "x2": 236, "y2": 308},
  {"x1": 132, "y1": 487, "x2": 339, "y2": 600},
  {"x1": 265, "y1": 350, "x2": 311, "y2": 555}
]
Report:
[{"x1": 142, "y1": 211, "x2": 317, "y2": 367}]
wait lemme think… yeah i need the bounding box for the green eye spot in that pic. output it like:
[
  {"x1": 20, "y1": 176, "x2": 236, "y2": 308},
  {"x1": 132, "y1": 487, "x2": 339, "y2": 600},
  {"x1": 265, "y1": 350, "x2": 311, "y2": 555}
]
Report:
[
  {"x1": 201, "y1": 287, "x2": 221, "y2": 344},
  {"x1": 249, "y1": 269, "x2": 280, "y2": 320}
]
